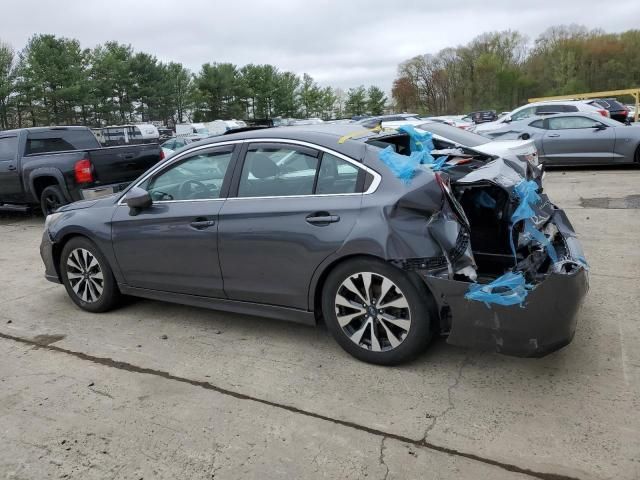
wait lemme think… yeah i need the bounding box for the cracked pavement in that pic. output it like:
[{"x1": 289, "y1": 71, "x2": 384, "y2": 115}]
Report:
[{"x1": 1, "y1": 168, "x2": 639, "y2": 479}]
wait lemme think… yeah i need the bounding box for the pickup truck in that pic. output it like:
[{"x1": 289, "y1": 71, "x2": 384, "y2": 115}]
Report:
[{"x1": 0, "y1": 126, "x2": 164, "y2": 214}]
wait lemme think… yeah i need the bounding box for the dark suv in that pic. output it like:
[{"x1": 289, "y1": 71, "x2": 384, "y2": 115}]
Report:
[{"x1": 588, "y1": 99, "x2": 629, "y2": 123}]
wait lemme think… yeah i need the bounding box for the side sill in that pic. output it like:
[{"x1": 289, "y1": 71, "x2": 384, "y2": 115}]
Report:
[{"x1": 118, "y1": 284, "x2": 317, "y2": 326}]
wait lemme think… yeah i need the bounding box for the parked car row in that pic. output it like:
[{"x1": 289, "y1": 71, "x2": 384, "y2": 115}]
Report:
[{"x1": 485, "y1": 112, "x2": 640, "y2": 166}]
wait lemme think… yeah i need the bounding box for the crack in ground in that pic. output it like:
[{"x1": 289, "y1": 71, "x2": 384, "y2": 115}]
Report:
[
  {"x1": 378, "y1": 436, "x2": 389, "y2": 480},
  {"x1": 0, "y1": 331, "x2": 582, "y2": 480},
  {"x1": 422, "y1": 351, "x2": 471, "y2": 441}
]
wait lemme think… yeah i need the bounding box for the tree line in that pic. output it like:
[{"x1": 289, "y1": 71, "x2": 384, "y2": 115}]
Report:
[
  {"x1": 392, "y1": 25, "x2": 640, "y2": 116},
  {"x1": 0, "y1": 34, "x2": 388, "y2": 130}
]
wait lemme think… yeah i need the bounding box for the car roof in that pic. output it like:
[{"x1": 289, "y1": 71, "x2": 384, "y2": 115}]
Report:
[
  {"x1": 0, "y1": 125, "x2": 90, "y2": 135},
  {"x1": 191, "y1": 124, "x2": 401, "y2": 160}
]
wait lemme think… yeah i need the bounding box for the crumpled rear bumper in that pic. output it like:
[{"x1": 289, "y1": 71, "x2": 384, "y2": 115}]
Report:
[{"x1": 422, "y1": 210, "x2": 589, "y2": 357}]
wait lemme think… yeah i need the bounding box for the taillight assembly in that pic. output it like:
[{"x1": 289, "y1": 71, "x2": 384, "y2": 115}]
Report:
[
  {"x1": 74, "y1": 159, "x2": 93, "y2": 184},
  {"x1": 159, "y1": 149, "x2": 165, "y2": 161},
  {"x1": 597, "y1": 109, "x2": 610, "y2": 118}
]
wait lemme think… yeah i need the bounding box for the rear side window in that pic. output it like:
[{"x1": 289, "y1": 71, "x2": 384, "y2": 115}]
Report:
[
  {"x1": 26, "y1": 129, "x2": 99, "y2": 154},
  {"x1": 238, "y1": 146, "x2": 319, "y2": 198},
  {"x1": 26, "y1": 137, "x2": 75, "y2": 155},
  {"x1": 316, "y1": 153, "x2": 359, "y2": 194},
  {"x1": 236, "y1": 145, "x2": 364, "y2": 198},
  {"x1": 535, "y1": 105, "x2": 577, "y2": 114},
  {"x1": 0, "y1": 136, "x2": 17, "y2": 161}
]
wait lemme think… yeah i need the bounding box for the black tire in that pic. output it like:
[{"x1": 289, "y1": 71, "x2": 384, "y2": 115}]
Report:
[
  {"x1": 322, "y1": 257, "x2": 434, "y2": 365},
  {"x1": 40, "y1": 185, "x2": 66, "y2": 215},
  {"x1": 60, "y1": 237, "x2": 120, "y2": 313}
]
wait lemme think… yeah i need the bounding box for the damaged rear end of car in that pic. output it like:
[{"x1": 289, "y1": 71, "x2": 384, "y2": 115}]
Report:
[{"x1": 357, "y1": 126, "x2": 589, "y2": 357}]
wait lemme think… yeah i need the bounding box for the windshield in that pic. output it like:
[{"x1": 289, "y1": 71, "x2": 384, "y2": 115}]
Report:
[{"x1": 417, "y1": 122, "x2": 490, "y2": 147}]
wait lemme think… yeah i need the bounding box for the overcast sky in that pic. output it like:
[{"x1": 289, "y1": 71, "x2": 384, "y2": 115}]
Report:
[{"x1": 2, "y1": 0, "x2": 640, "y2": 91}]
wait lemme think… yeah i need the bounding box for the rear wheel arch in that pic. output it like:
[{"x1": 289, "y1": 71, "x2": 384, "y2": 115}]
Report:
[{"x1": 312, "y1": 254, "x2": 438, "y2": 327}]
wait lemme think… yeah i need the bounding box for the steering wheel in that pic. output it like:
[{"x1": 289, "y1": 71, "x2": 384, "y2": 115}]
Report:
[{"x1": 179, "y1": 179, "x2": 210, "y2": 199}]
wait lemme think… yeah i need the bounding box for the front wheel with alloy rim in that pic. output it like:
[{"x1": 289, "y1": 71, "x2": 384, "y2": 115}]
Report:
[
  {"x1": 322, "y1": 257, "x2": 434, "y2": 365},
  {"x1": 60, "y1": 237, "x2": 120, "y2": 313}
]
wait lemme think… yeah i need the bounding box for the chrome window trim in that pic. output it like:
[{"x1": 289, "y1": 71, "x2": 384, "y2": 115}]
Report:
[{"x1": 117, "y1": 137, "x2": 382, "y2": 205}]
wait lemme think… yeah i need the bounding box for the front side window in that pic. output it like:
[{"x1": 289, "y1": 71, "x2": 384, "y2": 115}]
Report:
[
  {"x1": 530, "y1": 119, "x2": 545, "y2": 129},
  {"x1": 0, "y1": 137, "x2": 17, "y2": 161},
  {"x1": 511, "y1": 107, "x2": 535, "y2": 121},
  {"x1": 238, "y1": 146, "x2": 319, "y2": 197},
  {"x1": 548, "y1": 116, "x2": 603, "y2": 130},
  {"x1": 146, "y1": 149, "x2": 232, "y2": 201}
]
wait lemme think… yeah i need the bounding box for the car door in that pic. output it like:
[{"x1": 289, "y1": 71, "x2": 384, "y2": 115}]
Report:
[
  {"x1": 218, "y1": 141, "x2": 366, "y2": 310},
  {"x1": 111, "y1": 144, "x2": 237, "y2": 297},
  {"x1": 0, "y1": 135, "x2": 21, "y2": 203},
  {"x1": 541, "y1": 116, "x2": 615, "y2": 165}
]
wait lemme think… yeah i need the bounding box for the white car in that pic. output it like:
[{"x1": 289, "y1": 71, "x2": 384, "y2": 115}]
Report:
[
  {"x1": 472, "y1": 100, "x2": 610, "y2": 134},
  {"x1": 379, "y1": 119, "x2": 539, "y2": 171}
]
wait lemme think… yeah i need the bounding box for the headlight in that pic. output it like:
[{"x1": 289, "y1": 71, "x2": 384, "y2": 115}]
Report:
[{"x1": 44, "y1": 212, "x2": 63, "y2": 231}]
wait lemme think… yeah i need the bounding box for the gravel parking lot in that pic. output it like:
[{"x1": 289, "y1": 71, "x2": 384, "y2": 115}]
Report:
[{"x1": 1, "y1": 168, "x2": 639, "y2": 480}]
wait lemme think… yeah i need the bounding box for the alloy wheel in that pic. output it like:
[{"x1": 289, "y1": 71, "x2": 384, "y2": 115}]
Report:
[
  {"x1": 66, "y1": 248, "x2": 104, "y2": 303},
  {"x1": 334, "y1": 272, "x2": 411, "y2": 352}
]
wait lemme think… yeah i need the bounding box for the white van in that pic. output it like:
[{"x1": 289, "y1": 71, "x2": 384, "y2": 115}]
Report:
[
  {"x1": 175, "y1": 123, "x2": 210, "y2": 139},
  {"x1": 100, "y1": 124, "x2": 159, "y2": 146},
  {"x1": 204, "y1": 120, "x2": 245, "y2": 137}
]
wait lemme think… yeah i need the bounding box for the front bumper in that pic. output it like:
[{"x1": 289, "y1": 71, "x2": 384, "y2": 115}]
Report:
[
  {"x1": 40, "y1": 230, "x2": 61, "y2": 284},
  {"x1": 423, "y1": 210, "x2": 589, "y2": 357}
]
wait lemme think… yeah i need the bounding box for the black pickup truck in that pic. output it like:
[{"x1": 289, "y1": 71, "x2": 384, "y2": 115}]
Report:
[{"x1": 0, "y1": 126, "x2": 164, "y2": 214}]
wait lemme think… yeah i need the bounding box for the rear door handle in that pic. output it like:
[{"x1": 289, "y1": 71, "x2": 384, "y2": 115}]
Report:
[
  {"x1": 306, "y1": 213, "x2": 340, "y2": 225},
  {"x1": 190, "y1": 218, "x2": 216, "y2": 230},
  {"x1": 548, "y1": 134, "x2": 560, "y2": 137},
  {"x1": 7, "y1": 165, "x2": 16, "y2": 171}
]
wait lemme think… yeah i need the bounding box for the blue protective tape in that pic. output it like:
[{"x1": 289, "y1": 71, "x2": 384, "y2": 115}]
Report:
[
  {"x1": 509, "y1": 180, "x2": 558, "y2": 263},
  {"x1": 397, "y1": 124, "x2": 435, "y2": 153},
  {"x1": 474, "y1": 190, "x2": 497, "y2": 209},
  {"x1": 377, "y1": 124, "x2": 448, "y2": 182},
  {"x1": 378, "y1": 146, "x2": 422, "y2": 184},
  {"x1": 464, "y1": 271, "x2": 533, "y2": 308}
]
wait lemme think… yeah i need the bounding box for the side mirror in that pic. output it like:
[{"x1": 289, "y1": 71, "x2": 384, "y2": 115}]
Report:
[
  {"x1": 593, "y1": 124, "x2": 607, "y2": 131},
  {"x1": 503, "y1": 116, "x2": 512, "y2": 123},
  {"x1": 124, "y1": 187, "x2": 152, "y2": 214}
]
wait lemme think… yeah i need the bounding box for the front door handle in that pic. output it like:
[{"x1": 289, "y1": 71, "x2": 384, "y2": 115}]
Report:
[
  {"x1": 190, "y1": 218, "x2": 216, "y2": 230},
  {"x1": 306, "y1": 212, "x2": 340, "y2": 225},
  {"x1": 548, "y1": 133, "x2": 560, "y2": 138},
  {"x1": 7, "y1": 165, "x2": 16, "y2": 171}
]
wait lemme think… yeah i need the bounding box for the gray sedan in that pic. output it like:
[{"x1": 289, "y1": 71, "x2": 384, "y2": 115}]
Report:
[
  {"x1": 40, "y1": 125, "x2": 587, "y2": 365},
  {"x1": 486, "y1": 113, "x2": 640, "y2": 166}
]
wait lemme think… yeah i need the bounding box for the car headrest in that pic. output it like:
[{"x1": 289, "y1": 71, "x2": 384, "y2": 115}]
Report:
[{"x1": 247, "y1": 153, "x2": 279, "y2": 179}]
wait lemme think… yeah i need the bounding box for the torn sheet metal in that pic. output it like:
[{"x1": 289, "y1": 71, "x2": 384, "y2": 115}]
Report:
[{"x1": 455, "y1": 158, "x2": 523, "y2": 188}]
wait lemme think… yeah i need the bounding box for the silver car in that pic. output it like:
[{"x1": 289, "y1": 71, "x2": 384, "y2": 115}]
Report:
[{"x1": 485, "y1": 113, "x2": 640, "y2": 166}]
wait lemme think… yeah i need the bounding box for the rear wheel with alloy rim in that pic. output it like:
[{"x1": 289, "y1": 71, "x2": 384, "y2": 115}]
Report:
[
  {"x1": 322, "y1": 257, "x2": 434, "y2": 365},
  {"x1": 40, "y1": 185, "x2": 66, "y2": 216},
  {"x1": 60, "y1": 237, "x2": 120, "y2": 313}
]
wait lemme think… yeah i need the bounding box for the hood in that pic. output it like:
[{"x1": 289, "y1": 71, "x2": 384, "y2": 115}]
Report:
[{"x1": 56, "y1": 194, "x2": 116, "y2": 212}]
